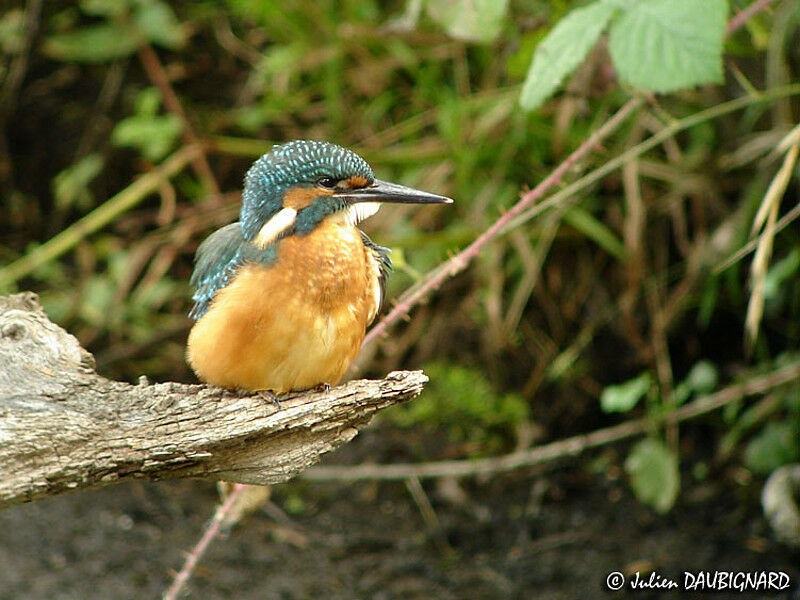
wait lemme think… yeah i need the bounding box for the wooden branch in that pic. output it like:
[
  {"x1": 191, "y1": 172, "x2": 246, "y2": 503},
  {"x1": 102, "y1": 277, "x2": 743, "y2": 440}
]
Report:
[{"x1": 0, "y1": 292, "x2": 426, "y2": 509}]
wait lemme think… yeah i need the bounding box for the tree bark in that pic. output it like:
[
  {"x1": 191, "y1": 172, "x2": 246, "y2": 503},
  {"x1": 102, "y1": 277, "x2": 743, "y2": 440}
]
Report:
[{"x1": 0, "y1": 292, "x2": 426, "y2": 509}]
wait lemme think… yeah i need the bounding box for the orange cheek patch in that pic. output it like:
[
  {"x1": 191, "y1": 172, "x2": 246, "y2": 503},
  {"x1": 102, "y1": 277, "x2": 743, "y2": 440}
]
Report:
[
  {"x1": 346, "y1": 175, "x2": 369, "y2": 188},
  {"x1": 284, "y1": 187, "x2": 330, "y2": 209}
]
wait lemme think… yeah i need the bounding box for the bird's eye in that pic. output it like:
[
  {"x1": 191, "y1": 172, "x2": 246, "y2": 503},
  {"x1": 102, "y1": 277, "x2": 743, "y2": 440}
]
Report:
[{"x1": 317, "y1": 177, "x2": 337, "y2": 189}]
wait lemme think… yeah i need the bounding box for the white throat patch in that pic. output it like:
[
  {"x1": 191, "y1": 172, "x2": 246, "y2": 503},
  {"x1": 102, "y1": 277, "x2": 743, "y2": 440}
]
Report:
[
  {"x1": 345, "y1": 201, "x2": 381, "y2": 226},
  {"x1": 255, "y1": 207, "x2": 297, "y2": 248}
]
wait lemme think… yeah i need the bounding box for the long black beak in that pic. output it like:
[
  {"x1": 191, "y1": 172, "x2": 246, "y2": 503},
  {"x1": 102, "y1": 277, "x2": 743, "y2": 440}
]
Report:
[{"x1": 334, "y1": 179, "x2": 453, "y2": 205}]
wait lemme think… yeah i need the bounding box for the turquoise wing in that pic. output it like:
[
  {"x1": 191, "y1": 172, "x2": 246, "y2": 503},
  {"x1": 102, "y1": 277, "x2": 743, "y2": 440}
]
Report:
[
  {"x1": 189, "y1": 222, "x2": 280, "y2": 319},
  {"x1": 189, "y1": 223, "x2": 245, "y2": 320}
]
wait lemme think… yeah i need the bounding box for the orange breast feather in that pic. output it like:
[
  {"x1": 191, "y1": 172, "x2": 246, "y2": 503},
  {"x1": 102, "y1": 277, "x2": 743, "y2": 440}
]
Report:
[{"x1": 187, "y1": 218, "x2": 376, "y2": 393}]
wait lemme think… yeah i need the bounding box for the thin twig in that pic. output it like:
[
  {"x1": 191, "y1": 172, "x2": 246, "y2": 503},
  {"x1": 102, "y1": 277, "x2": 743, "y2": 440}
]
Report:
[
  {"x1": 727, "y1": 0, "x2": 777, "y2": 34},
  {"x1": 363, "y1": 84, "x2": 800, "y2": 351},
  {"x1": 362, "y1": 0, "x2": 790, "y2": 352},
  {"x1": 714, "y1": 200, "x2": 800, "y2": 273},
  {"x1": 163, "y1": 483, "x2": 246, "y2": 600},
  {"x1": 363, "y1": 96, "x2": 645, "y2": 348},
  {"x1": 0, "y1": 145, "x2": 202, "y2": 289},
  {"x1": 404, "y1": 476, "x2": 452, "y2": 554},
  {"x1": 303, "y1": 363, "x2": 800, "y2": 481},
  {"x1": 138, "y1": 44, "x2": 221, "y2": 197}
]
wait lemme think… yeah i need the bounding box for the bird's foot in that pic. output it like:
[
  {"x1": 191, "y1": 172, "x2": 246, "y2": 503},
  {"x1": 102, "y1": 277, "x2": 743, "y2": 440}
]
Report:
[
  {"x1": 311, "y1": 382, "x2": 332, "y2": 393},
  {"x1": 257, "y1": 390, "x2": 282, "y2": 409}
]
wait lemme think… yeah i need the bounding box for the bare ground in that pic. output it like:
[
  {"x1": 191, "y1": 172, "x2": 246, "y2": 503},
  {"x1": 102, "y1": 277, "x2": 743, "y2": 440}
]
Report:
[{"x1": 0, "y1": 428, "x2": 798, "y2": 600}]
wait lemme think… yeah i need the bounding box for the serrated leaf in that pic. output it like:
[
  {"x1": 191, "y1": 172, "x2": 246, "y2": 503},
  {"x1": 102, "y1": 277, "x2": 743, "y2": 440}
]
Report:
[
  {"x1": 607, "y1": 0, "x2": 727, "y2": 92},
  {"x1": 43, "y1": 22, "x2": 139, "y2": 62},
  {"x1": 520, "y1": 1, "x2": 616, "y2": 111},
  {"x1": 426, "y1": 0, "x2": 509, "y2": 44},
  {"x1": 600, "y1": 372, "x2": 651, "y2": 413},
  {"x1": 625, "y1": 438, "x2": 680, "y2": 513}
]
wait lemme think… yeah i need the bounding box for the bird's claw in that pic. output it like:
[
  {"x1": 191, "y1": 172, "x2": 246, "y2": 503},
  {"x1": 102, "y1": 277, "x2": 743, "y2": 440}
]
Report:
[{"x1": 257, "y1": 390, "x2": 282, "y2": 409}]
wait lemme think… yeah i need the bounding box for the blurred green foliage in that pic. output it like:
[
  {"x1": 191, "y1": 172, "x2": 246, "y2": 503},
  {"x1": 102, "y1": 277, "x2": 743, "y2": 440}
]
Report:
[
  {"x1": 53, "y1": 153, "x2": 105, "y2": 211},
  {"x1": 625, "y1": 437, "x2": 680, "y2": 514},
  {"x1": 1, "y1": 0, "x2": 799, "y2": 514},
  {"x1": 112, "y1": 87, "x2": 183, "y2": 160},
  {"x1": 745, "y1": 419, "x2": 800, "y2": 474},
  {"x1": 600, "y1": 360, "x2": 722, "y2": 512},
  {"x1": 600, "y1": 371, "x2": 651, "y2": 413},
  {"x1": 43, "y1": 0, "x2": 185, "y2": 62},
  {"x1": 388, "y1": 362, "x2": 529, "y2": 454}
]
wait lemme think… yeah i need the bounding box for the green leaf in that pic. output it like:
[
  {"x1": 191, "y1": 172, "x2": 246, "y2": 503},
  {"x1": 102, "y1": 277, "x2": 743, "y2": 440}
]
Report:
[
  {"x1": 426, "y1": 0, "x2": 509, "y2": 44},
  {"x1": 43, "y1": 23, "x2": 139, "y2": 63},
  {"x1": 133, "y1": 0, "x2": 185, "y2": 49},
  {"x1": 506, "y1": 30, "x2": 545, "y2": 80},
  {"x1": 112, "y1": 88, "x2": 182, "y2": 161},
  {"x1": 606, "y1": 0, "x2": 728, "y2": 92},
  {"x1": 600, "y1": 372, "x2": 651, "y2": 413},
  {"x1": 744, "y1": 422, "x2": 800, "y2": 474},
  {"x1": 134, "y1": 86, "x2": 162, "y2": 116},
  {"x1": 44, "y1": 1, "x2": 183, "y2": 63},
  {"x1": 80, "y1": 0, "x2": 132, "y2": 18},
  {"x1": 520, "y1": 1, "x2": 616, "y2": 111},
  {"x1": 53, "y1": 153, "x2": 105, "y2": 211},
  {"x1": 625, "y1": 438, "x2": 680, "y2": 513},
  {"x1": 563, "y1": 206, "x2": 627, "y2": 260},
  {"x1": 112, "y1": 114, "x2": 182, "y2": 161},
  {"x1": 685, "y1": 360, "x2": 718, "y2": 394},
  {"x1": 672, "y1": 381, "x2": 691, "y2": 407},
  {"x1": 0, "y1": 9, "x2": 25, "y2": 54}
]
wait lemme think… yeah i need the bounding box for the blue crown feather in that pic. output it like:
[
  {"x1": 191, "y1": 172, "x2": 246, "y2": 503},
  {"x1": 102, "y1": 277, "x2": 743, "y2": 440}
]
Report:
[{"x1": 241, "y1": 140, "x2": 374, "y2": 240}]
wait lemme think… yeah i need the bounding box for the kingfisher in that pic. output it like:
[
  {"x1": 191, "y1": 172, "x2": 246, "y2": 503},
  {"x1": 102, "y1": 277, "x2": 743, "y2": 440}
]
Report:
[{"x1": 187, "y1": 140, "x2": 452, "y2": 394}]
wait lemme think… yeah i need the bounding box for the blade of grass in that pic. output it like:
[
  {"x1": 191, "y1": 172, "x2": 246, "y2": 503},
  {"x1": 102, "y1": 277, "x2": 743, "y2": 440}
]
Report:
[
  {"x1": 715, "y1": 201, "x2": 800, "y2": 273},
  {"x1": 364, "y1": 84, "x2": 800, "y2": 351},
  {"x1": 363, "y1": 95, "x2": 645, "y2": 348},
  {"x1": 505, "y1": 86, "x2": 800, "y2": 233},
  {"x1": 563, "y1": 205, "x2": 627, "y2": 260},
  {"x1": 745, "y1": 138, "x2": 798, "y2": 349},
  {"x1": 0, "y1": 145, "x2": 201, "y2": 290}
]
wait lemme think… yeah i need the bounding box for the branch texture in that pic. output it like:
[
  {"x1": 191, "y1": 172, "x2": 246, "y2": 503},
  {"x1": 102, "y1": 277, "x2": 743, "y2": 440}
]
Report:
[{"x1": 0, "y1": 292, "x2": 426, "y2": 508}]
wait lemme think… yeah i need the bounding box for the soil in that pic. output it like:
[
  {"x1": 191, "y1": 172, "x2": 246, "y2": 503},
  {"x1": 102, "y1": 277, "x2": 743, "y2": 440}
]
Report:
[{"x1": 0, "y1": 431, "x2": 798, "y2": 600}]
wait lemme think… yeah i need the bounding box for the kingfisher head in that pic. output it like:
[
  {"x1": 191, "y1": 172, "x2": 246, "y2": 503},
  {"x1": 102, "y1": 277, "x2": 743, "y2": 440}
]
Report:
[{"x1": 240, "y1": 140, "x2": 452, "y2": 244}]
